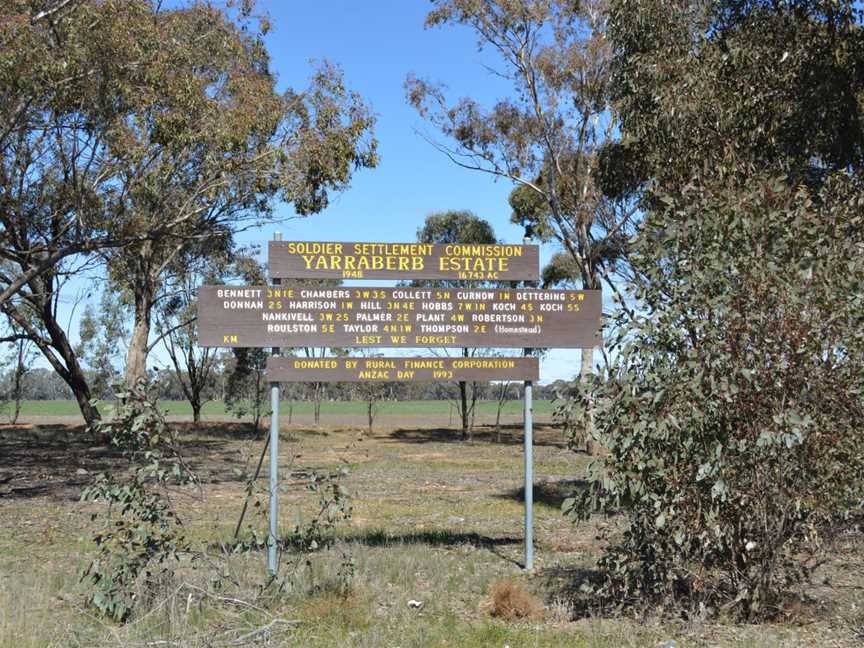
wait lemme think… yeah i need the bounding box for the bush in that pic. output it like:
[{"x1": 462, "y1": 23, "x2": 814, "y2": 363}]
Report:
[
  {"x1": 562, "y1": 174, "x2": 864, "y2": 619},
  {"x1": 81, "y1": 382, "x2": 195, "y2": 621}
]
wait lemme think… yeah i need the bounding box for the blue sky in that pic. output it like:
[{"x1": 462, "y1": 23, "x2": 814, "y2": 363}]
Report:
[{"x1": 258, "y1": 1, "x2": 522, "y2": 243}]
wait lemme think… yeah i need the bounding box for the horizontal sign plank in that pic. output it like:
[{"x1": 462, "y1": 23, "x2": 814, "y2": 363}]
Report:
[
  {"x1": 269, "y1": 241, "x2": 540, "y2": 281},
  {"x1": 267, "y1": 356, "x2": 538, "y2": 383},
  {"x1": 198, "y1": 285, "x2": 601, "y2": 349}
]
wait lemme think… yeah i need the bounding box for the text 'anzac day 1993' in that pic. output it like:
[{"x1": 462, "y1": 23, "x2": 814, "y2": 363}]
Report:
[
  {"x1": 266, "y1": 356, "x2": 539, "y2": 383},
  {"x1": 197, "y1": 285, "x2": 601, "y2": 349}
]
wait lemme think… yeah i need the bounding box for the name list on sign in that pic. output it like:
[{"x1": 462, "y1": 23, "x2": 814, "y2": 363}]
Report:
[{"x1": 198, "y1": 285, "x2": 602, "y2": 349}]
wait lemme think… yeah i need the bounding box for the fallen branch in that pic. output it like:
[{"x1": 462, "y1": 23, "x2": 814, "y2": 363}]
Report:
[{"x1": 227, "y1": 618, "x2": 302, "y2": 645}]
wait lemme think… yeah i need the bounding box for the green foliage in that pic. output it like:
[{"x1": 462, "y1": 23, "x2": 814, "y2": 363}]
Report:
[
  {"x1": 81, "y1": 382, "x2": 195, "y2": 621},
  {"x1": 224, "y1": 347, "x2": 269, "y2": 432},
  {"x1": 76, "y1": 291, "x2": 128, "y2": 399},
  {"x1": 294, "y1": 470, "x2": 354, "y2": 555},
  {"x1": 413, "y1": 210, "x2": 501, "y2": 439},
  {"x1": 416, "y1": 210, "x2": 497, "y2": 247},
  {"x1": 0, "y1": 334, "x2": 35, "y2": 424},
  {"x1": 1, "y1": 0, "x2": 377, "y2": 409},
  {"x1": 602, "y1": 0, "x2": 864, "y2": 196},
  {"x1": 561, "y1": 174, "x2": 864, "y2": 619},
  {"x1": 540, "y1": 251, "x2": 582, "y2": 288},
  {"x1": 154, "y1": 250, "x2": 245, "y2": 422},
  {"x1": 508, "y1": 182, "x2": 556, "y2": 242}
]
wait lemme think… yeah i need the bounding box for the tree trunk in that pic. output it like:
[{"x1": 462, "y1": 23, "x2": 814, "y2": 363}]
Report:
[
  {"x1": 71, "y1": 370, "x2": 101, "y2": 428},
  {"x1": 581, "y1": 346, "x2": 599, "y2": 455},
  {"x1": 34, "y1": 298, "x2": 101, "y2": 426},
  {"x1": 46, "y1": 313, "x2": 101, "y2": 428},
  {"x1": 192, "y1": 399, "x2": 201, "y2": 424},
  {"x1": 495, "y1": 381, "x2": 509, "y2": 443},
  {"x1": 252, "y1": 367, "x2": 265, "y2": 434},
  {"x1": 468, "y1": 381, "x2": 477, "y2": 441},
  {"x1": 313, "y1": 382, "x2": 322, "y2": 425},
  {"x1": 10, "y1": 341, "x2": 25, "y2": 424},
  {"x1": 9, "y1": 280, "x2": 102, "y2": 428},
  {"x1": 367, "y1": 399, "x2": 373, "y2": 433},
  {"x1": 11, "y1": 392, "x2": 21, "y2": 425},
  {"x1": 125, "y1": 279, "x2": 154, "y2": 386},
  {"x1": 458, "y1": 380, "x2": 469, "y2": 440}
]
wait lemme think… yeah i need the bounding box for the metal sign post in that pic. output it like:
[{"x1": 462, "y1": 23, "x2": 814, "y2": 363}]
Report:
[
  {"x1": 524, "y1": 379, "x2": 534, "y2": 571},
  {"x1": 268, "y1": 232, "x2": 282, "y2": 577}
]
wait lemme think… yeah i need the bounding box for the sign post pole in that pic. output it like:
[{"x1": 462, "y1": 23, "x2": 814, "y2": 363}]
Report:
[
  {"x1": 524, "y1": 377, "x2": 534, "y2": 571},
  {"x1": 268, "y1": 232, "x2": 282, "y2": 577}
]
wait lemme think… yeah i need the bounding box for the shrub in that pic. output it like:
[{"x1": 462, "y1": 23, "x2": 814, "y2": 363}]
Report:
[
  {"x1": 561, "y1": 174, "x2": 864, "y2": 619},
  {"x1": 81, "y1": 381, "x2": 195, "y2": 620}
]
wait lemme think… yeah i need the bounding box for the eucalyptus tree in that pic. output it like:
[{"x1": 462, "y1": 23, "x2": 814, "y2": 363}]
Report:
[
  {"x1": 76, "y1": 289, "x2": 128, "y2": 401},
  {"x1": 564, "y1": 174, "x2": 864, "y2": 619},
  {"x1": 562, "y1": 0, "x2": 864, "y2": 616},
  {"x1": 407, "y1": 0, "x2": 635, "y2": 389},
  {"x1": 0, "y1": 0, "x2": 173, "y2": 424},
  {"x1": 224, "y1": 347, "x2": 269, "y2": 433},
  {"x1": 413, "y1": 210, "x2": 499, "y2": 440},
  {"x1": 600, "y1": 0, "x2": 864, "y2": 197},
  {"x1": 154, "y1": 251, "x2": 225, "y2": 425},
  {"x1": 96, "y1": 18, "x2": 377, "y2": 386},
  {"x1": 0, "y1": 333, "x2": 36, "y2": 425},
  {"x1": 0, "y1": 1, "x2": 377, "y2": 424},
  {"x1": 0, "y1": 0, "x2": 147, "y2": 310}
]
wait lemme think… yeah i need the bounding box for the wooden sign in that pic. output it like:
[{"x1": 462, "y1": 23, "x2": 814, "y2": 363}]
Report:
[
  {"x1": 267, "y1": 356, "x2": 539, "y2": 382},
  {"x1": 269, "y1": 241, "x2": 540, "y2": 281},
  {"x1": 197, "y1": 285, "x2": 601, "y2": 349}
]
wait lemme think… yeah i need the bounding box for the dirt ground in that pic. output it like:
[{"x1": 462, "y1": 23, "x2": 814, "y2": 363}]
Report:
[{"x1": 1, "y1": 420, "x2": 862, "y2": 647}]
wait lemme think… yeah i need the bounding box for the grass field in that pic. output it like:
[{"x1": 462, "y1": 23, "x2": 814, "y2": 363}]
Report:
[
  {"x1": 0, "y1": 421, "x2": 861, "y2": 647},
  {"x1": 9, "y1": 398, "x2": 557, "y2": 420}
]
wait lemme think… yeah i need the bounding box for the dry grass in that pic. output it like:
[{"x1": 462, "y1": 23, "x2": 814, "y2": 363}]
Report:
[
  {"x1": 298, "y1": 586, "x2": 371, "y2": 628},
  {"x1": 482, "y1": 578, "x2": 545, "y2": 621},
  {"x1": 1, "y1": 421, "x2": 862, "y2": 647}
]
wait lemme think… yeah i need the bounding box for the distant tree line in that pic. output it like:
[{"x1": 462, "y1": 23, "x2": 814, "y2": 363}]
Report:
[{"x1": 0, "y1": 361, "x2": 566, "y2": 404}]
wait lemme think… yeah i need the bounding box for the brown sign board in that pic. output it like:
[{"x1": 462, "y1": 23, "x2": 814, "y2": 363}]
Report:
[
  {"x1": 197, "y1": 285, "x2": 601, "y2": 349},
  {"x1": 269, "y1": 241, "x2": 540, "y2": 281},
  {"x1": 267, "y1": 356, "x2": 538, "y2": 383}
]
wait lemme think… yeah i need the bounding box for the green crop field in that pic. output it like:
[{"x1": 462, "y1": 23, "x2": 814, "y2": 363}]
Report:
[{"x1": 9, "y1": 399, "x2": 557, "y2": 420}]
